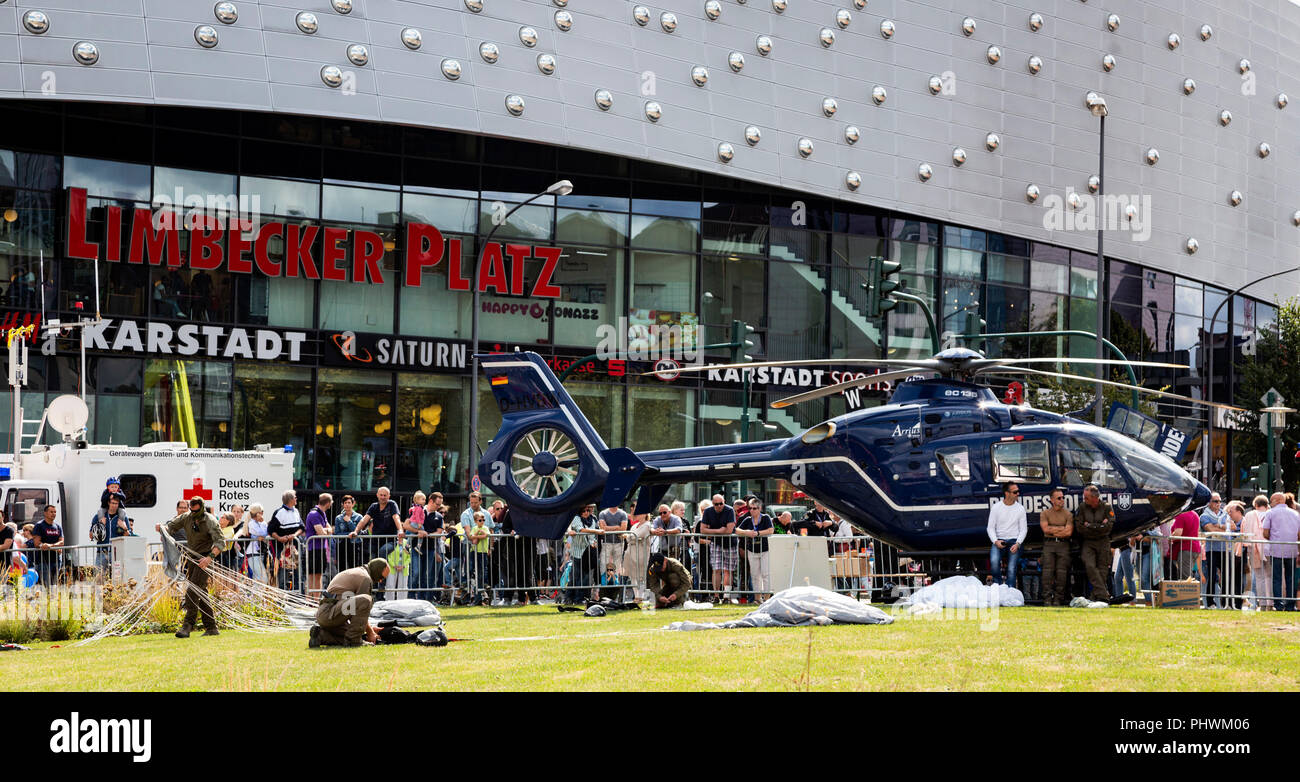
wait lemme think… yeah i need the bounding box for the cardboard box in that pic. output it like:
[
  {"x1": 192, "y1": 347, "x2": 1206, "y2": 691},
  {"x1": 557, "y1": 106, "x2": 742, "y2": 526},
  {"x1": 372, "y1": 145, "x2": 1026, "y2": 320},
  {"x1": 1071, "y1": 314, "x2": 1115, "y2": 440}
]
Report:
[
  {"x1": 1154, "y1": 579, "x2": 1201, "y2": 609},
  {"x1": 831, "y1": 554, "x2": 867, "y2": 578}
]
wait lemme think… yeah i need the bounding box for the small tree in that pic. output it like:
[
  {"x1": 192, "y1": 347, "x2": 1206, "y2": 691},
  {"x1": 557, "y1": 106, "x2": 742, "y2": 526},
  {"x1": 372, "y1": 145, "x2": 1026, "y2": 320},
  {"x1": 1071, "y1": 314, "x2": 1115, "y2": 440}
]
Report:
[{"x1": 1233, "y1": 297, "x2": 1300, "y2": 490}]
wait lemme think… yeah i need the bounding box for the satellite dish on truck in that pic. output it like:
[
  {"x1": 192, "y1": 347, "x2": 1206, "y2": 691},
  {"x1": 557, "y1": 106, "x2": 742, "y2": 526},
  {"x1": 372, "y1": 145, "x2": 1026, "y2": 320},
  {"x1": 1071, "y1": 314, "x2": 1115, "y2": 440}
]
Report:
[{"x1": 46, "y1": 394, "x2": 90, "y2": 437}]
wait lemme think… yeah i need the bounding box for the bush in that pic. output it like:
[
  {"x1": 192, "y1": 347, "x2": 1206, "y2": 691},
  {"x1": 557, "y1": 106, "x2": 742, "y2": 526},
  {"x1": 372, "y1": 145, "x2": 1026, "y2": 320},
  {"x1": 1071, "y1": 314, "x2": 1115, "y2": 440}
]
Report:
[
  {"x1": 0, "y1": 620, "x2": 37, "y2": 644},
  {"x1": 39, "y1": 618, "x2": 84, "y2": 642}
]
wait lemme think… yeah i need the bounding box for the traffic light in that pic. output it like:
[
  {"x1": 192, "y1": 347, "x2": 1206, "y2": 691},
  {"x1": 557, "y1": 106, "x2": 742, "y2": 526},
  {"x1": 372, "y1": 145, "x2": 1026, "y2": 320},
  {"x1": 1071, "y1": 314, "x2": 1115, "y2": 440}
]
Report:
[
  {"x1": 728, "y1": 319, "x2": 755, "y2": 363},
  {"x1": 864, "y1": 256, "x2": 903, "y2": 317}
]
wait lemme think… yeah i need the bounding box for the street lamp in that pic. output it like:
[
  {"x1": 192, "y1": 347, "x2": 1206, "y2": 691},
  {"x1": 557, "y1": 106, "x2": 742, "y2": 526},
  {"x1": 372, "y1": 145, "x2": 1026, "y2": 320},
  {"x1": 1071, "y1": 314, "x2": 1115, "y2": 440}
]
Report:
[
  {"x1": 1262, "y1": 393, "x2": 1295, "y2": 492},
  {"x1": 468, "y1": 179, "x2": 573, "y2": 463},
  {"x1": 1086, "y1": 91, "x2": 1108, "y2": 425}
]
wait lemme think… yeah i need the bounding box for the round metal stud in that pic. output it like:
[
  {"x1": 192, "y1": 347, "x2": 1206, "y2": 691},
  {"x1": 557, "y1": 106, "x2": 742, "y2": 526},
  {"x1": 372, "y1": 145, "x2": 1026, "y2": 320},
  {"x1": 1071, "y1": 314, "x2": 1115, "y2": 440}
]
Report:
[
  {"x1": 519, "y1": 26, "x2": 538, "y2": 47},
  {"x1": 346, "y1": 44, "x2": 368, "y2": 66},
  {"x1": 962, "y1": 17, "x2": 976, "y2": 36},
  {"x1": 1027, "y1": 55, "x2": 1043, "y2": 75},
  {"x1": 1239, "y1": 59, "x2": 1250, "y2": 74},
  {"x1": 1145, "y1": 148, "x2": 1159, "y2": 165},
  {"x1": 441, "y1": 59, "x2": 462, "y2": 80},
  {"x1": 633, "y1": 6, "x2": 650, "y2": 25},
  {"x1": 1228, "y1": 190, "x2": 1243, "y2": 207},
  {"x1": 1278, "y1": 93, "x2": 1289, "y2": 109},
  {"x1": 717, "y1": 142, "x2": 735, "y2": 163},
  {"x1": 820, "y1": 28, "x2": 836, "y2": 47},
  {"x1": 536, "y1": 53, "x2": 556, "y2": 75},
  {"x1": 555, "y1": 10, "x2": 573, "y2": 31},
  {"x1": 1102, "y1": 53, "x2": 1116, "y2": 72},
  {"x1": 296, "y1": 12, "x2": 318, "y2": 34},
  {"x1": 1258, "y1": 142, "x2": 1271, "y2": 158},
  {"x1": 1028, "y1": 13, "x2": 1043, "y2": 32},
  {"x1": 1124, "y1": 204, "x2": 1138, "y2": 222},
  {"x1": 553, "y1": 0, "x2": 567, "y2": 6},
  {"x1": 401, "y1": 28, "x2": 422, "y2": 50},
  {"x1": 1293, "y1": 211, "x2": 1300, "y2": 227},
  {"x1": 1087, "y1": 175, "x2": 1100, "y2": 194},
  {"x1": 1025, "y1": 184, "x2": 1040, "y2": 203},
  {"x1": 320, "y1": 64, "x2": 343, "y2": 87},
  {"x1": 798, "y1": 138, "x2": 815, "y2": 158},
  {"x1": 480, "y1": 42, "x2": 499, "y2": 63},
  {"x1": 194, "y1": 25, "x2": 218, "y2": 48},
  {"x1": 772, "y1": 0, "x2": 787, "y2": 12},
  {"x1": 1183, "y1": 78, "x2": 1196, "y2": 95},
  {"x1": 214, "y1": 2, "x2": 238, "y2": 24},
  {"x1": 331, "y1": 0, "x2": 352, "y2": 13},
  {"x1": 853, "y1": 0, "x2": 865, "y2": 7},
  {"x1": 705, "y1": 1, "x2": 722, "y2": 20},
  {"x1": 987, "y1": 46, "x2": 1001, "y2": 64},
  {"x1": 1219, "y1": 109, "x2": 1232, "y2": 126},
  {"x1": 1067, "y1": 192, "x2": 1083, "y2": 210},
  {"x1": 756, "y1": 35, "x2": 773, "y2": 55},
  {"x1": 691, "y1": 66, "x2": 709, "y2": 87},
  {"x1": 1106, "y1": 13, "x2": 1119, "y2": 32},
  {"x1": 836, "y1": 9, "x2": 852, "y2": 28},
  {"x1": 464, "y1": 0, "x2": 482, "y2": 11},
  {"x1": 728, "y1": 51, "x2": 745, "y2": 72},
  {"x1": 844, "y1": 125, "x2": 860, "y2": 144},
  {"x1": 928, "y1": 75, "x2": 943, "y2": 94},
  {"x1": 594, "y1": 89, "x2": 613, "y2": 110},
  {"x1": 72, "y1": 41, "x2": 99, "y2": 66},
  {"x1": 871, "y1": 85, "x2": 887, "y2": 104},
  {"x1": 1200, "y1": 24, "x2": 1212, "y2": 41},
  {"x1": 846, "y1": 171, "x2": 862, "y2": 191},
  {"x1": 22, "y1": 11, "x2": 49, "y2": 34},
  {"x1": 985, "y1": 133, "x2": 1000, "y2": 151},
  {"x1": 744, "y1": 125, "x2": 761, "y2": 146},
  {"x1": 952, "y1": 147, "x2": 967, "y2": 166},
  {"x1": 1185, "y1": 238, "x2": 1199, "y2": 254},
  {"x1": 917, "y1": 163, "x2": 933, "y2": 182},
  {"x1": 880, "y1": 19, "x2": 895, "y2": 38},
  {"x1": 644, "y1": 101, "x2": 662, "y2": 122},
  {"x1": 1167, "y1": 32, "x2": 1180, "y2": 50},
  {"x1": 660, "y1": 12, "x2": 677, "y2": 32},
  {"x1": 505, "y1": 94, "x2": 526, "y2": 116},
  {"x1": 822, "y1": 97, "x2": 838, "y2": 117}
]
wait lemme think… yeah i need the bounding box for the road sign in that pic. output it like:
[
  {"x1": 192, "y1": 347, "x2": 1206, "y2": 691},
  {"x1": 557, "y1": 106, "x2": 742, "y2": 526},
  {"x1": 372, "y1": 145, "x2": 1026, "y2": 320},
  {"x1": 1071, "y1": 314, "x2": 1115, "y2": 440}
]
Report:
[
  {"x1": 470, "y1": 474, "x2": 482, "y2": 492},
  {"x1": 653, "y1": 357, "x2": 681, "y2": 381}
]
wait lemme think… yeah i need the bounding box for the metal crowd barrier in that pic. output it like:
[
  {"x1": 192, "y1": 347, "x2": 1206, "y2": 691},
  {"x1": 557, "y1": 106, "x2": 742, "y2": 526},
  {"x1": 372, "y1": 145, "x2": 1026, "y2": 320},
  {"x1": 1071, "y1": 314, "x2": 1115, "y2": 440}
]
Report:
[{"x1": 0, "y1": 542, "x2": 114, "y2": 623}]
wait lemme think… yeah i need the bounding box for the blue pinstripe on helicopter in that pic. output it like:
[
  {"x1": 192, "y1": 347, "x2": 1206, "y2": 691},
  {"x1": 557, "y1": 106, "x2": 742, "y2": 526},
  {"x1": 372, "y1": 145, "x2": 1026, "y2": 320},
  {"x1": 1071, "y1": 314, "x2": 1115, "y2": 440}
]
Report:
[{"x1": 474, "y1": 347, "x2": 1223, "y2": 551}]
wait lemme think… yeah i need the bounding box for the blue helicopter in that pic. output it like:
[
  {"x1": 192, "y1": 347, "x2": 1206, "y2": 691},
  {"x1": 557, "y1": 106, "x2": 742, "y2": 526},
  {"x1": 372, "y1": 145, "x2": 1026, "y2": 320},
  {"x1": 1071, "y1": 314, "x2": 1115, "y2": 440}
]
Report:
[{"x1": 474, "y1": 348, "x2": 1223, "y2": 551}]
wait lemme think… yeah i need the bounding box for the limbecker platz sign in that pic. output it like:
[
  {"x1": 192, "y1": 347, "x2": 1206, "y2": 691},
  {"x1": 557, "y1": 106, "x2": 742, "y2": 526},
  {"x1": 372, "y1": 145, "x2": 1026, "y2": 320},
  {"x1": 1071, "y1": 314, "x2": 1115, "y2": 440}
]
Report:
[{"x1": 65, "y1": 188, "x2": 565, "y2": 298}]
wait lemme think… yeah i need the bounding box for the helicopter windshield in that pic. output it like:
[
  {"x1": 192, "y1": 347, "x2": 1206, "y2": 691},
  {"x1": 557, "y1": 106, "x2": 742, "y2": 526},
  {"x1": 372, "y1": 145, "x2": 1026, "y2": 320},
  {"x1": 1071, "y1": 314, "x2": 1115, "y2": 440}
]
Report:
[{"x1": 1089, "y1": 428, "x2": 1186, "y2": 493}]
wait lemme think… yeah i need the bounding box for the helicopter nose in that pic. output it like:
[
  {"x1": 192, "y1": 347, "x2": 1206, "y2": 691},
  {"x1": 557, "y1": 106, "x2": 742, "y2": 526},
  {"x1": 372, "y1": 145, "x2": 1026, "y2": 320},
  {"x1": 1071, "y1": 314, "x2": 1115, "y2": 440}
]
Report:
[{"x1": 1190, "y1": 481, "x2": 1212, "y2": 510}]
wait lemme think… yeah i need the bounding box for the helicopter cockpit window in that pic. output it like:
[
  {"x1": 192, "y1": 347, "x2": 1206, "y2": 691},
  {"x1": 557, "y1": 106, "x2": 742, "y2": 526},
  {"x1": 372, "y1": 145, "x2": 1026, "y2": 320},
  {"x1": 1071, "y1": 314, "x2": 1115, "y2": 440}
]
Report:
[
  {"x1": 936, "y1": 447, "x2": 971, "y2": 482},
  {"x1": 991, "y1": 439, "x2": 1050, "y2": 484},
  {"x1": 1091, "y1": 428, "x2": 1184, "y2": 493},
  {"x1": 1058, "y1": 437, "x2": 1126, "y2": 489}
]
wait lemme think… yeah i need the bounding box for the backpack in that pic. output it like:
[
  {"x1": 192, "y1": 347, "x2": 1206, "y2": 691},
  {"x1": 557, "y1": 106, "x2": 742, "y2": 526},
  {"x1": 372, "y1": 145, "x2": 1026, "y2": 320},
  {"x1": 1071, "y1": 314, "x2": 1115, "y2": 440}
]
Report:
[{"x1": 376, "y1": 623, "x2": 416, "y2": 644}]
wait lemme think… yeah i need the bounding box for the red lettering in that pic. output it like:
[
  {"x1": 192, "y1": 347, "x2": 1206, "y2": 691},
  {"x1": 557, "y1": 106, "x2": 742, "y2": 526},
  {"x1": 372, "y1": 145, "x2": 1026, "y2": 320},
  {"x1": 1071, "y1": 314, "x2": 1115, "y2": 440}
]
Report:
[
  {"x1": 479, "y1": 242, "x2": 509, "y2": 294},
  {"x1": 403, "y1": 223, "x2": 445, "y2": 287},
  {"x1": 254, "y1": 222, "x2": 283, "y2": 277},
  {"x1": 609, "y1": 359, "x2": 626, "y2": 377},
  {"x1": 105, "y1": 206, "x2": 121, "y2": 262},
  {"x1": 505, "y1": 244, "x2": 530, "y2": 296},
  {"x1": 189, "y1": 224, "x2": 224, "y2": 270},
  {"x1": 285, "y1": 224, "x2": 321, "y2": 280},
  {"x1": 353, "y1": 230, "x2": 385, "y2": 284},
  {"x1": 531, "y1": 245, "x2": 563, "y2": 298},
  {"x1": 66, "y1": 188, "x2": 99, "y2": 260},
  {"x1": 226, "y1": 226, "x2": 252, "y2": 274},
  {"x1": 321, "y1": 227, "x2": 348, "y2": 282},
  {"x1": 128, "y1": 208, "x2": 180, "y2": 267},
  {"x1": 447, "y1": 238, "x2": 469, "y2": 291}
]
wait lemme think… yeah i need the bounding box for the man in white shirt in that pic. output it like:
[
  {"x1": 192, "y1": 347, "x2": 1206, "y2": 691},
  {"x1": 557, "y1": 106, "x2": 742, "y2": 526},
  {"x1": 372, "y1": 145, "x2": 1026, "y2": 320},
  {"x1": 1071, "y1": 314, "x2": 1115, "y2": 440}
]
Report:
[{"x1": 987, "y1": 482, "x2": 1028, "y2": 587}]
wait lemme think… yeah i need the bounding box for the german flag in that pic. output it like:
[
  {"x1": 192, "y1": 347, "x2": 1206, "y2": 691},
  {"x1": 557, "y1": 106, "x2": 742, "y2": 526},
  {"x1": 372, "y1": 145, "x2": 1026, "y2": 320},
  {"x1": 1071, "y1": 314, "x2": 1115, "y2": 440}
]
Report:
[{"x1": 491, "y1": 376, "x2": 508, "y2": 386}]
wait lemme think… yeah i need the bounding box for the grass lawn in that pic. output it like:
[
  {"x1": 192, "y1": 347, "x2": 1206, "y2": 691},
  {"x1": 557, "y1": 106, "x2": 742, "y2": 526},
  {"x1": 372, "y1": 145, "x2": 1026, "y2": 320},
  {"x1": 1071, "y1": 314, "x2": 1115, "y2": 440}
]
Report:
[{"x1": 4, "y1": 603, "x2": 1300, "y2": 691}]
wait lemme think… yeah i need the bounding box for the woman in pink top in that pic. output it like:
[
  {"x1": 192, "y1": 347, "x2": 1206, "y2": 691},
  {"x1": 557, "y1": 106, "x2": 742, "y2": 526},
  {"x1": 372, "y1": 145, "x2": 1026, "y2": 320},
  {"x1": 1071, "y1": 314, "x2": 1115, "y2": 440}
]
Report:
[
  {"x1": 1170, "y1": 509, "x2": 1203, "y2": 581},
  {"x1": 1235, "y1": 495, "x2": 1272, "y2": 609}
]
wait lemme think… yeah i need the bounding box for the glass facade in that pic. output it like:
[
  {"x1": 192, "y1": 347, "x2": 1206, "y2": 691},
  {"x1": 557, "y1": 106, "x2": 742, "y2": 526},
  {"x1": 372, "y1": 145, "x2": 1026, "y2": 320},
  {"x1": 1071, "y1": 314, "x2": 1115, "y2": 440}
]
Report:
[{"x1": 0, "y1": 100, "x2": 1272, "y2": 501}]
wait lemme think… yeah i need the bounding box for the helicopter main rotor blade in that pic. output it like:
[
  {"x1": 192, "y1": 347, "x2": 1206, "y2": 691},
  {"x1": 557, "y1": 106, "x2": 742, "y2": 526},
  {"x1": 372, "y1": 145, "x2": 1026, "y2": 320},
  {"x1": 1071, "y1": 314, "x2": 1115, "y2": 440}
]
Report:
[
  {"x1": 639, "y1": 357, "x2": 942, "y2": 377},
  {"x1": 770, "y1": 367, "x2": 933, "y2": 409},
  {"x1": 983, "y1": 365, "x2": 1245, "y2": 412},
  {"x1": 970, "y1": 357, "x2": 1190, "y2": 371}
]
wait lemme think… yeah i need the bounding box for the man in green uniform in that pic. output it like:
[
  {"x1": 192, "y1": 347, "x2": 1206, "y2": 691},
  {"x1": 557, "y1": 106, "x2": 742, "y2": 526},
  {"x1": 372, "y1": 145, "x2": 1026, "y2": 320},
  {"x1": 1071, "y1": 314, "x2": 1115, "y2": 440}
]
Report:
[
  {"x1": 1039, "y1": 488, "x2": 1074, "y2": 606},
  {"x1": 1076, "y1": 484, "x2": 1114, "y2": 602},
  {"x1": 309, "y1": 558, "x2": 389, "y2": 647},
  {"x1": 156, "y1": 496, "x2": 224, "y2": 638},
  {"x1": 646, "y1": 552, "x2": 691, "y2": 608}
]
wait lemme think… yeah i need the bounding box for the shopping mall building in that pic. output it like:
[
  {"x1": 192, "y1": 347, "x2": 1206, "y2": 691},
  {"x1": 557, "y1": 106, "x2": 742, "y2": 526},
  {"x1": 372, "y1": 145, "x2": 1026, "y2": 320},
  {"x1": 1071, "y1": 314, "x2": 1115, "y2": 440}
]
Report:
[{"x1": 0, "y1": 0, "x2": 1296, "y2": 504}]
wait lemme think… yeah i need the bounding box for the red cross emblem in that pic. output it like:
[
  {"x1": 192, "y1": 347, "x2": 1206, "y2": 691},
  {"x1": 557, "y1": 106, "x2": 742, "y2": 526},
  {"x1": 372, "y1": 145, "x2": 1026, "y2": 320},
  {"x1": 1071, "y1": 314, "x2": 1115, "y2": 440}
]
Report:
[{"x1": 184, "y1": 477, "x2": 213, "y2": 503}]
